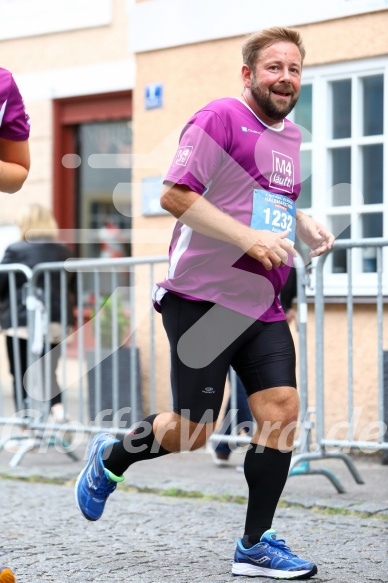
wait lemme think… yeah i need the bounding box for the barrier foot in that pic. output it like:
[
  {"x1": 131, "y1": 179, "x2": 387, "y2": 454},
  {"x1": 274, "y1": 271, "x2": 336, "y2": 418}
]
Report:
[
  {"x1": 289, "y1": 450, "x2": 365, "y2": 492},
  {"x1": 320, "y1": 451, "x2": 365, "y2": 485},
  {"x1": 289, "y1": 459, "x2": 346, "y2": 494},
  {"x1": 9, "y1": 439, "x2": 39, "y2": 468},
  {"x1": 1, "y1": 432, "x2": 79, "y2": 466}
]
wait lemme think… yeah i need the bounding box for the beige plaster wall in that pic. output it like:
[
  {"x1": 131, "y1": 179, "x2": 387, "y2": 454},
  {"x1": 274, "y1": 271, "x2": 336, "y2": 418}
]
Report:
[
  {"x1": 0, "y1": 0, "x2": 131, "y2": 226},
  {"x1": 301, "y1": 12, "x2": 388, "y2": 65},
  {"x1": 0, "y1": 0, "x2": 129, "y2": 73}
]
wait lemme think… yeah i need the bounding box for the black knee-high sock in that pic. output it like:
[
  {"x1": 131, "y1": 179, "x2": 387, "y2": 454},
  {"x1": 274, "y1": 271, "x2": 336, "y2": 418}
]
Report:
[
  {"x1": 243, "y1": 444, "x2": 292, "y2": 548},
  {"x1": 102, "y1": 414, "x2": 170, "y2": 476}
]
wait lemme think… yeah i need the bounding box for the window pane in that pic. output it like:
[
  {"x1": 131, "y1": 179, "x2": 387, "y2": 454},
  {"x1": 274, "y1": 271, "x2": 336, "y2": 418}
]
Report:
[
  {"x1": 363, "y1": 75, "x2": 384, "y2": 136},
  {"x1": 361, "y1": 213, "x2": 383, "y2": 272},
  {"x1": 362, "y1": 213, "x2": 383, "y2": 238},
  {"x1": 294, "y1": 84, "x2": 312, "y2": 137},
  {"x1": 77, "y1": 121, "x2": 132, "y2": 295},
  {"x1": 362, "y1": 144, "x2": 383, "y2": 204},
  {"x1": 331, "y1": 215, "x2": 351, "y2": 273},
  {"x1": 331, "y1": 148, "x2": 351, "y2": 206},
  {"x1": 331, "y1": 80, "x2": 351, "y2": 139},
  {"x1": 298, "y1": 150, "x2": 312, "y2": 208}
]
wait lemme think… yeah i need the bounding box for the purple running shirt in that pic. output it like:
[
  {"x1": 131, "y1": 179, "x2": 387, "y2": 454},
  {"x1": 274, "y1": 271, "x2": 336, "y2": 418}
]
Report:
[
  {"x1": 0, "y1": 67, "x2": 30, "y2": 141},
  {"x1": 154, "y1": 97, "x2": 302, "y2": 322}
]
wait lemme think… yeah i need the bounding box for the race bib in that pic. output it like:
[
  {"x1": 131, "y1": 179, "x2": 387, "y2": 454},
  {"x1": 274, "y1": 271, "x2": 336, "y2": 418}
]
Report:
[{"x1": 250, "y1": 189, "x2": 296, "y2": 245}]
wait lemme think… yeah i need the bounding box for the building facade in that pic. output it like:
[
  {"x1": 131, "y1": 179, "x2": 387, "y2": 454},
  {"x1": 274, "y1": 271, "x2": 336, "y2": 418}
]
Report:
[
  {"x1": 1, "y1": 0, "x2": 387, "y2": 438},
  {"x1": 130, "y1": 0, "x2": 388, "y2": 438},
  {"x1": 0, "y1": 0, "x2": 134, "y2": 260}
]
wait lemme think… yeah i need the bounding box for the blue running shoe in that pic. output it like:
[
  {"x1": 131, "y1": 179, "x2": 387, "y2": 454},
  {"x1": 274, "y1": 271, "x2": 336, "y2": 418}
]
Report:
[
  {"x1": 232, "y1": 529, "x2": 317, "y2": 580},
  {"x1": 75, "y1": 432, "x2": 124, "y2": 521}
]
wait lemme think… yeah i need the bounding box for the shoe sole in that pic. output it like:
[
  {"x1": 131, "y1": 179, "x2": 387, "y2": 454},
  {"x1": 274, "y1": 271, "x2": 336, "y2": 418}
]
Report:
[
  {"x1": 74, "y1": 467, "x2": 96, "y2": 521},
  {"x1": 232, "y1": 562, "x2": 318, "y2": 579}
]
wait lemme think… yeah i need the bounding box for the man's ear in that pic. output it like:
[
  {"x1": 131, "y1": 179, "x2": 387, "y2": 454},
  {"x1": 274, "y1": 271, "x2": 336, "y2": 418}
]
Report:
[{"x1": 241, "y1": 64, "x2": 252, "y2": 88}]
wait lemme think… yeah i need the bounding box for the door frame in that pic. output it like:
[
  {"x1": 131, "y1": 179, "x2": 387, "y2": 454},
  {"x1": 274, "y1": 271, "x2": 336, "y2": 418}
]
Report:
[{"x1": 53, "y1": 91, "x2": 132, "y2": 232}]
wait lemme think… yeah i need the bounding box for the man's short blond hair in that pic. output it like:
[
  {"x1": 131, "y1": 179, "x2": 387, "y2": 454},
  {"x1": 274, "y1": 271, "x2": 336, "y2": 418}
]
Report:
[{"x1": 242, "y1": 27, "x2": 306, "y2": 69}]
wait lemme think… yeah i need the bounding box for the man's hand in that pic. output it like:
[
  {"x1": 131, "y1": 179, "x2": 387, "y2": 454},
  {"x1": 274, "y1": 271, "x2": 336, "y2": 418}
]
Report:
[
  {"x1": 296, "y1": 212, "x2": 334, "y2": 258},
  {"x1": 246, "y1": 230, "x2": 297, "y2": 271}
]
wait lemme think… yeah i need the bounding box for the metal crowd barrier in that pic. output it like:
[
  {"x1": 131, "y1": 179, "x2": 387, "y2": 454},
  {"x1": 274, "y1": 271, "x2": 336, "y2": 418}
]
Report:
[
  {"x1": 1, "y1": 245, "x2": 386, "y2": 482},
  {"x1": 0, "y1": 255, "x2": 168, "y2": 466},
  {"x1": 290, "y1": 238, "x2": 388, "y2": 491}
]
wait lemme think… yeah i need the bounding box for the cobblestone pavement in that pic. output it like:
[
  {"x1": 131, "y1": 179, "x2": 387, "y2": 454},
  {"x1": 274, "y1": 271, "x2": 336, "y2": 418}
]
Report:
[
  {"x1": 0, "y1": 444, "x2": 387, "y2": 583},
  {"x1": 0, "y1": 479, "x2": 387, "y2": 583}
]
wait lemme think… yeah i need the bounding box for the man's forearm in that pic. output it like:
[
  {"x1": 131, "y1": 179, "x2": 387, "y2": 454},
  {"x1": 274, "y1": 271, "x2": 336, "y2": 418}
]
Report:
[{"x1": 161, "y1": 184, "x2": 255, "y2": 252}]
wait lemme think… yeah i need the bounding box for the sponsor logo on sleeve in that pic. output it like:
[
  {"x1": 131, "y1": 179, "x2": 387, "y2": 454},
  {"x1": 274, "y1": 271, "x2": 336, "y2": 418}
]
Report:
[{"x1": 173, "y1": 145, "x2": 193, "y2": 167}]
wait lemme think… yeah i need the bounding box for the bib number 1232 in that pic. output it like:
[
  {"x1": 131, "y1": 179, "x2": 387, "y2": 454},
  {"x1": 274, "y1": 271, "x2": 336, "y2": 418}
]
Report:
[{"x1": 251, "y1": 189, "x2": 296, "y2": 244}]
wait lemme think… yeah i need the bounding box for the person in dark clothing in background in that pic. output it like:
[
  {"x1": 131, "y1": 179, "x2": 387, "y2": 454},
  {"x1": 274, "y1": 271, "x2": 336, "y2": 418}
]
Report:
[
  {"x1": 280, "y1": 262, "x2": 297, "y2": 325},
  {"x1": 0, "y1": 204, "x2": 75, "y2": 421}
]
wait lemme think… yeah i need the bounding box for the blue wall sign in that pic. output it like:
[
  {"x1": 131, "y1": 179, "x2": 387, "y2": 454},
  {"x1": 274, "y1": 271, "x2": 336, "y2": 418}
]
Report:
[{"x1": 144, "y1": 83, "x2": 163, "y2": 110}]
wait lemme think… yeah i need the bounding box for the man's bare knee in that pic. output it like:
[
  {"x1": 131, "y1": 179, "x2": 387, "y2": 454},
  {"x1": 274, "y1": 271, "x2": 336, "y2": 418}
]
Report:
[{"x1": 154, "y1": 412, "x2": 215, "y2": 452}]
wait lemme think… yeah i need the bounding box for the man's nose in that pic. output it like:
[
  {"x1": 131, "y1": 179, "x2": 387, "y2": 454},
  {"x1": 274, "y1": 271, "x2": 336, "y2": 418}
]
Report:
[{"x1": 278, "y1": 67, "x2": 291, "y2": 82}]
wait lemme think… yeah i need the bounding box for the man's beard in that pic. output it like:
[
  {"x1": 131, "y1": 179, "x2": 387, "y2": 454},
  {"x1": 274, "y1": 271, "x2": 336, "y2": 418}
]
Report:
[{"x1": 250, "y1": 76, "x2": 299, "y2": 121}]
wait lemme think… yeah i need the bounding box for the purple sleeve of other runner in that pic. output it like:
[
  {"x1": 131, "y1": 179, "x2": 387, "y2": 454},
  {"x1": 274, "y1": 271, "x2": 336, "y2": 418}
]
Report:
[{"x1": 0, "y1": 68, "x2": 30, "y2": 141}]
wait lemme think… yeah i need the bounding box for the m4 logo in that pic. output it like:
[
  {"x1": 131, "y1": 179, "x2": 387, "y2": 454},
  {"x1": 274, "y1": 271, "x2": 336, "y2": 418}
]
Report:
[
  {"x1": 269, "y1": 151, "x2": 294, "y2": 194},
  {"x1": 276, "y1": 157, "x2": 292, "y2": 176}
]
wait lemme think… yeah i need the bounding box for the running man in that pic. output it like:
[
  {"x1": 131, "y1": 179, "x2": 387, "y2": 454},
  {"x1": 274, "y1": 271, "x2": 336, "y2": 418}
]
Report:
[{"x1": 75, "y1": 27, "x2": 334, "y2": 580}]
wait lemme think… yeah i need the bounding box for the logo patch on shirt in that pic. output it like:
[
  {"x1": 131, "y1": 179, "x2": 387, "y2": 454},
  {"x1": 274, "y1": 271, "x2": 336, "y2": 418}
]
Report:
[
  {"x1": 241, "y1": 126, "x2": 262, "y2": 135},
  {"x1": 269, "y1": 150, "x2": 294, "y2": 194},
  {"x1": 173, "y1": 145, "x2": 193, "y2": 167}
]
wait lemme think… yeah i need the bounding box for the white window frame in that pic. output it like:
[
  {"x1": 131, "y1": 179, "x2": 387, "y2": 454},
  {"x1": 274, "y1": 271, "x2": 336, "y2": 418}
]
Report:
[{"x1": 290, "y1": 56, "x2": 388, "y2": 297}]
